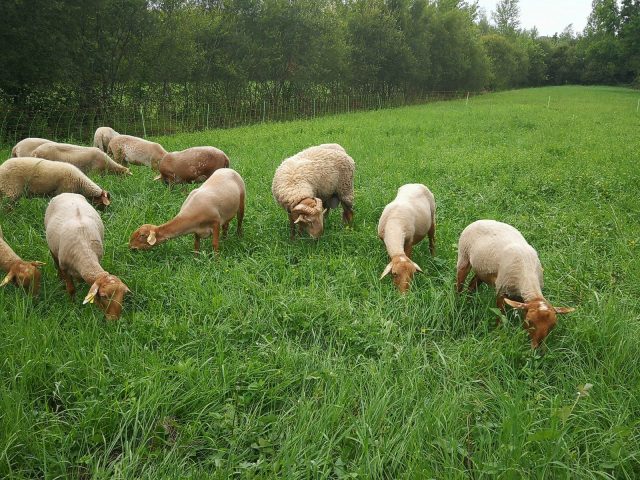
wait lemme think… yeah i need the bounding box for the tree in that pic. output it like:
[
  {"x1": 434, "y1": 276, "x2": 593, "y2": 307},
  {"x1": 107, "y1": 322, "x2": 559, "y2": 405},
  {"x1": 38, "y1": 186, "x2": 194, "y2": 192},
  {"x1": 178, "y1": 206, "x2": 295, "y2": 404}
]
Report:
[{"x1": 492, "y1": 0, "x2": 520, "y2": 36}]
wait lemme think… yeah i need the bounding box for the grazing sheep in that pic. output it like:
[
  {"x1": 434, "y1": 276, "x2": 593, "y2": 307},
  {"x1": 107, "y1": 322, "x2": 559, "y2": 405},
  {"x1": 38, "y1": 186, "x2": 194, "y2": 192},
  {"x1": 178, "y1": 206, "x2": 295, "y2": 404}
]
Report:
[
  {"x1": 130, "y1": 168, "x2": 245, "y2": 253},
  {"x1": 156, "y1": 146, "x2": 229, "y2": 184},
  {"x1": 0, "y1": 225, "x2": 44, "y2": 296},
  {"x1": 11, "y1": 137, "x2": 53, "y2": 157},
  {"x1": 0, "y1": 157, "x2": 111, "y2": 207},
  {"x1": 108, "y1": 134, "x2": 167, "y2": 170},
  {"x1": 378, "y1": 183, "x2": 436, "y2": 293},
  {"x1": 93, "y1": 126, "x2": 119, "y2": 152},
  {"x1": 271, "y1": 143, "x2": 355, "y2": 239},
  {"x1": 32, "y1": 142, "x2": 131, "y2": 176},
  {"x1": 45, "y1": 193, "x2": 129, "y2": 320},
  {"x1": 456, "y1": 220, "x2": 575, "y2": 348}
]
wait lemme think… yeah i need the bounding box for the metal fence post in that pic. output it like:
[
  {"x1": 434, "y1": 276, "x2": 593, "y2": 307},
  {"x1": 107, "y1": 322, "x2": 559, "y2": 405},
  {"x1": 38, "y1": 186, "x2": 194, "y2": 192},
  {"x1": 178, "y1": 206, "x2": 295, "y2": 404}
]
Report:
[{"x1": 140, "y1": 106, "x2": 147, "y2": 138}]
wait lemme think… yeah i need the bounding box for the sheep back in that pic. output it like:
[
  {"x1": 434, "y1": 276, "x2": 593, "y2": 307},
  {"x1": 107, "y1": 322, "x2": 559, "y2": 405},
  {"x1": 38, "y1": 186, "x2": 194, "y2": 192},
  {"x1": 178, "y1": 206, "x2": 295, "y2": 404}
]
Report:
[
  {"x1": 11, "y1": 138, "x2": 53, "y2": 157},
  {"x1": 159, "y1": 146, "x2": 230, "y2": 184},
  {"x1": 108, "y1": 134, "x2": 167, "y2": 169}
]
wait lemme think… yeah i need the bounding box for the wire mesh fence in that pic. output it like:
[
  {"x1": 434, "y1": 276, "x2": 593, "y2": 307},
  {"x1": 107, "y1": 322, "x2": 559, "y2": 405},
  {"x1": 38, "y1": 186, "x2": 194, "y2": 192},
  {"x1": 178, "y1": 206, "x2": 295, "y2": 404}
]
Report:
[{"x1": 0, "y1": 89, "x2": 481, "y2": 148}]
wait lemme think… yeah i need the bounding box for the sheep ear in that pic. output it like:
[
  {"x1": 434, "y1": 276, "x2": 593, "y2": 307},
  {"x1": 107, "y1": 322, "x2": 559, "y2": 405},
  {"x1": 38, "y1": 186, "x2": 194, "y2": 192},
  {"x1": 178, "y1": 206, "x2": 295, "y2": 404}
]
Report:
[
  {"x1": 153, "y1": 175, "x2": 162, "y2": 181},
  {"x1": 504, "y1": 298, "x2": 527, "y2": 310},
  {"x1": 31, "y1": 261, "x2": 46, "y2": 267},
  {"x1": 83, "y1": 282, "x2": 100, "y2": 304},
  {"x1": 380, "y1": 262, "x2": 393, "y2": 279},
  {"x1": 147, "y1": 230, "x2": 157, "y2": 245},
  {"x1": 322, "y1": 209, "x2": 328, "y2": 215},
  {"x1": 294, "y1": 216, "x2": 306, "y2": 224},
  {"x1": 101, "y1": 192, "x2": 111, "y2": 206},
  {"x1": 292, "y1": 204, "x2": 306, "y2": 213},
  {"x1": 554, "y1": 306, "x2": 576, "y2": 314},
  {"x1": 126, "y1": 170, "x2": 133, "y2": 176},
  {"x1": 1, "y1": 271, "x2": 15, "y2": 287},
  {"x1": 412, "y1": 261, "x2": 423, "y2": 273}
]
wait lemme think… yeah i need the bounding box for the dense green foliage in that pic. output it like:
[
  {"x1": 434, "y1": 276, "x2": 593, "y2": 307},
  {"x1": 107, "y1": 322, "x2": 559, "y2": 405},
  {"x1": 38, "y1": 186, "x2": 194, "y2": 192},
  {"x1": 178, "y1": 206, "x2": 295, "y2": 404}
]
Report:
[
  {"x1": 1, "y1": 86, "x2": 639, "y2": 477},
  {"x1": 1, "y1": 0, "x2": 639, "y2": 111}
]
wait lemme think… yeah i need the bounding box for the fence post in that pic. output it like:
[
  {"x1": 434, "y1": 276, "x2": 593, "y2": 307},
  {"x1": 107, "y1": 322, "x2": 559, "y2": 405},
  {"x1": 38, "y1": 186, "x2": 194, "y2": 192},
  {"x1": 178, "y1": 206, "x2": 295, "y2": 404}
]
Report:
[
  {"x1": 262, "y1": 100, "x2": 266, "y2": 123},
  {"x1": 466, "y1": 92, "x2": 470, "y2": 106},
  {"x1": 206, "y1": 104, "x2": 210, "y2": 130},
  {"x1": 637, "y1": 98, "x2": 639, "y2": 113},
  {"x1": 140, "y1": 106, "x2": 147, "y2": 138}
]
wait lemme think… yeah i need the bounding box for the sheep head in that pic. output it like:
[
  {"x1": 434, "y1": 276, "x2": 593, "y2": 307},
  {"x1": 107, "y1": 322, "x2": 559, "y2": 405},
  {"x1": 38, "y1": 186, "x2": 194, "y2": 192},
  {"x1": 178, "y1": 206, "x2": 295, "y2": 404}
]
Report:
[
  {"x1": 129, "y1": 224, "x2": 160, "y2": 250},
  {"x1": 380, "y1": 255, "x2": 422, "y2": 293},
  {"x1": 504, "y1": 298, "x2": 575, "y2": 348},
  {"x1": 1, "y1": 260, "x2": 45, "y2": 296},
  {"x1": 83, "y1": 273, "x2": 130, "y2": 320},
  {"x1": 292, "y1": 198, "x2": 326, "y2": 239},
  {"x1": 92, "y1": 190, "x2": 111, "y2": 208}
]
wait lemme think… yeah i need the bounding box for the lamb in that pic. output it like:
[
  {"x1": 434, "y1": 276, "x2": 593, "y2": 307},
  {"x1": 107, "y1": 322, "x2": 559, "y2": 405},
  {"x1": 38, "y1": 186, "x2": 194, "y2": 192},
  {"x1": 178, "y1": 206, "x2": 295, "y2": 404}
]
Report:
[
  {"x1": 456, "y1": 220, "x2": 575, "y2": 348},
  {"x1": 378, "y1": 183, "x2": 436, "y2": 293},
  {"x1": 156, "y1": 146, "x2": 229, "y2": 185},
  {"x1": 45, "y1": 193, "x2": 129, "y2": 320},
  {"x1": 0, "y1": 225, "x2": 45, "y2": 296},
  {"x1": 271, "y1": 143, "x2": 355, "y2": 239},
  {"x1": 11, "y1": 137, "x2": 53, "y2": 157},
  {"x1": 32, "y1": 142, "x2": 132, "y2": 176},
  {"x1": 129, "y1": 168, "x2": 245, "y2": 253},
  {"x1": 93, "y1": 126, "x2": 119, "y2": 152},
  {"x1": 0, "y1": 157, "x2": 111, "y2": 207},
  {"x1": 108, "y1": 134, "x2": 167, "y2": 170}
]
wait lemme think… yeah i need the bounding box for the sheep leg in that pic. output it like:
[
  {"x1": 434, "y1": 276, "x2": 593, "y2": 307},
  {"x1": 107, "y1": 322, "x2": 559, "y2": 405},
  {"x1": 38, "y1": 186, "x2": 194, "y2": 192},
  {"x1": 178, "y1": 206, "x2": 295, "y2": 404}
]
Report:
[
  {"x1": 50, "y1": 251, "x2": 75, "y2": 296},
  {"x1": 236, "y1": 192, "x2": 244, "y2": 237},
  {"x1": 194, "y1": 235, "x2": 201, "y2": 254},
  {"x1": 428, "y1": 223, "x2": 436, "y2": 256},
  {"x1": 341, "y1": 202, "x2": 354, "y2": 225},
  {"x1": 222, "y1": 222, "x2": 230, "y2": 238},
  {"x1": 456, "y1": 263, "x2": 471, "y2": 293},
  {"x1": 496, "y1": 294, "x2": 506, "y2": 325},
  {"x1": 405, "y1": 243, "x2": 413, "y2": 259},
  {"x1": 212, "y1": 222, "x2": 220, "y2": 253}
]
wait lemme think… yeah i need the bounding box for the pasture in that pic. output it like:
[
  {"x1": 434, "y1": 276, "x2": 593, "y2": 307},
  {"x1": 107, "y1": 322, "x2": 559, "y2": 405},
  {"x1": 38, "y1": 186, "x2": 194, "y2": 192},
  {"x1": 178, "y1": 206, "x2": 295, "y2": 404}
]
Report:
[{"x1": 1, "y1": 86, "x2": 639, "y2": 478}]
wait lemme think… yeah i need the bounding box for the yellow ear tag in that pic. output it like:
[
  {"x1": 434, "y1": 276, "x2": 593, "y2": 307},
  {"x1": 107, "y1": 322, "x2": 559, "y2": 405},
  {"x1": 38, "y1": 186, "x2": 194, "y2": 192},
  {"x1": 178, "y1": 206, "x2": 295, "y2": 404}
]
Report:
[
  {"x1": 83, "y1": 292, "x2": 96, "y2": 305},
  {"x1": 0, "y1": 274, "x2": 11, "y2": 287}
]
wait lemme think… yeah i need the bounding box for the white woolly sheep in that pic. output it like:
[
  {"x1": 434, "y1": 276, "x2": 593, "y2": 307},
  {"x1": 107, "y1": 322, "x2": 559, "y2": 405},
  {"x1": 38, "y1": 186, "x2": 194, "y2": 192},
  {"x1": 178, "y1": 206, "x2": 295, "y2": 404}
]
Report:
[
  {"x1": 156, "y1": 146, "x2": 229, "y2": 185},
  {"x1": 378, "y1": 183, "x2": 436, "y2": 293},
  {"x1": 271, "y1": 143, "x2": 355, "y2": 239},
  {"x1": 32, "y1": 142, "x2": 131, "y2": 176},
  {"x1": 11, "y1": 137, "x2": 53, "y2": 157},
  {"x1": 45, "y1": 193, "x2": 129, "y2": 320},
  {"x1": 93, "y1": 126, "x2": 119, "y2": 152},
  {"x1": 129, "y1": 168, "x2": 245, "y2": 253},
  {"x1": 0, "y1": 224, "x2": 44, "y2": 296},
  {"x1": 0, "y1": 157, "x2": 111, "y2": 208},
  {"x1": 456, "y1": 219, "x2": 575, "y2": 348},
  {"x1": 108, "y1": 134, "x2": 167, "y2": 170}
]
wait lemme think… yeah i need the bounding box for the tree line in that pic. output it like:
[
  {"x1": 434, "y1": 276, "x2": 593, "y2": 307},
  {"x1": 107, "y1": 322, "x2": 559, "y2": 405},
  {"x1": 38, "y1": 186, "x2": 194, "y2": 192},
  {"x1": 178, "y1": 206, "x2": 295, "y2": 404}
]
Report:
[{"x1": 0, "y1": 0, "x2": 638, "y2": 111}]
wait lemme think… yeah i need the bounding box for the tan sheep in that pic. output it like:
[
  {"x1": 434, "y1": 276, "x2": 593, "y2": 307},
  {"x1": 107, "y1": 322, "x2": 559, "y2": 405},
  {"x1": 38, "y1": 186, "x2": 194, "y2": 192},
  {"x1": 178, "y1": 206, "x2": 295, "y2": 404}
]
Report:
[
  {"x1": 456, "y1": 220, "x2": 575, "y2": 348},
  {"x1": 93, "y1": 126, "x2": 119, "y2": 152},
  {"x1": 0, "y1": 225, "x2": 44, "y2": 296},
  {"x1": 11, "y1": 137, "x2": 53, "y2": 157},
  {"x1": 272, "y1": 144, "x2": 355, "y2": 239},
  {"x1": 0, "y1": 157, "x2": 111, "y2": 208},
  {"x1": 32, "y1": 142, "x2": 131, "y2": 176},
  {"x1": 108, "y1": 134, "x2": 167, "y2": 170},
  {"x1": 45, "y1": 193, "x2": 129, "y2": 320},
  {"x1": 155, "y1": 146, "x2": 230, "y2": 184},
  {"x1": 378, "y1": 184, "x2": 436, "y2": 293},
  {"x1": 129, "y1": 168, "x2": 245, "y2": 254}
]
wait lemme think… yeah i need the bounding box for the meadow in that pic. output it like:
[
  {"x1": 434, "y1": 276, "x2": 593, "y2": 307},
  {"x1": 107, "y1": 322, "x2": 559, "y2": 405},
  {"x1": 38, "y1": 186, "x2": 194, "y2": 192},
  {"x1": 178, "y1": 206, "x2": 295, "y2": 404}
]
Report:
[{"x1": 1, "y1": 86, "x2": 639, "y2": 478}]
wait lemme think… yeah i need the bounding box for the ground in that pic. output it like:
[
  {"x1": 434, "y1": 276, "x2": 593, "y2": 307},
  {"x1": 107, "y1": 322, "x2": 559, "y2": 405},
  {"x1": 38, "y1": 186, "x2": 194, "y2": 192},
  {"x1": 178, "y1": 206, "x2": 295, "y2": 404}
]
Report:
[{"x1": 1, "y1": 86, "x2": 639, "y2": 478}]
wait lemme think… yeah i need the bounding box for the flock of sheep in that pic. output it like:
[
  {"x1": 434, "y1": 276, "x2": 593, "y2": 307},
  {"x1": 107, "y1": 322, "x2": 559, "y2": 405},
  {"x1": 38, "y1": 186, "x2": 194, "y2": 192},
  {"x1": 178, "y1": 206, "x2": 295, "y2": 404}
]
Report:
[{"x1": 0, "y1": 128, "x2": 575, "y2": 348}]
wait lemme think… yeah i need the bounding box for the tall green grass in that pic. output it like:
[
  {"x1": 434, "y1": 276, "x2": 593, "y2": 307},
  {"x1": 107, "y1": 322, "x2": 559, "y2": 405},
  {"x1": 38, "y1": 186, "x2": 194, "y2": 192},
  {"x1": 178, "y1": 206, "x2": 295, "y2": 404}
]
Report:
[{"x1": 1, "y1": 86, "x2": 639, "y2": 478}]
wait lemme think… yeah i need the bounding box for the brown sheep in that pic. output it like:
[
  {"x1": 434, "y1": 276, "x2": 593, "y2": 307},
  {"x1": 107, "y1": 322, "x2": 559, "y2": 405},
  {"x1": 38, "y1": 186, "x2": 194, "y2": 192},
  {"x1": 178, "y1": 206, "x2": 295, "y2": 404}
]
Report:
[{"x1": 155, "y1": 146, "x2": 230, "y2": 185}]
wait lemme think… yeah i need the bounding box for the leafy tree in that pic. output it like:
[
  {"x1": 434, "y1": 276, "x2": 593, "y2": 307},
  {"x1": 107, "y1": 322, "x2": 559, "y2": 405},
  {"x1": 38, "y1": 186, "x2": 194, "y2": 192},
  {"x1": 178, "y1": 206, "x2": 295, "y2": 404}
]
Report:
[{"x1": 492, "y1": 0, "x2": 520, "y2": 36}]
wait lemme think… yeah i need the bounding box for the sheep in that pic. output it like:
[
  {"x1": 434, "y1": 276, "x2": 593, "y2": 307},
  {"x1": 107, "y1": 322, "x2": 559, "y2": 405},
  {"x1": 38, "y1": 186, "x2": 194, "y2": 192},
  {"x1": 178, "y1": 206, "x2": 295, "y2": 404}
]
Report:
[
  {"x1": 378, "y1": 183, "x2": 436, "y2": 293},
  {"x1": 32, "y1": 142, "x2": 132, "y2": 176},
  {"x1": 45, "y1": 193, "x2": 129, "y2": 320},
  {"x1": 93, "y1": 126, "x2": 119, "y2": 152},
  {"x1": 108, "y1": 134, "x2": 167, "y2": 170},
  {"x1": 456, "y1": 220, "x2": 575, "y2": 348},
  {"x1": 155, "y1": 146, "x2": 229, "y2": 185},
  {"x1": 129, "y1": 168, "x2": 245, "y2": 253},
  {"x1": 271, "y1": 143, "x2": 355, "y2": 239},
  {"x1": 11, "y1": 137, "x2": 53, "y2": 157},
  {"x1": 0, "y1": 157, "x2": 111, "y2": 208},
  {"x1": 0, "y1": 225, "x2": 44, "y2": 296}
]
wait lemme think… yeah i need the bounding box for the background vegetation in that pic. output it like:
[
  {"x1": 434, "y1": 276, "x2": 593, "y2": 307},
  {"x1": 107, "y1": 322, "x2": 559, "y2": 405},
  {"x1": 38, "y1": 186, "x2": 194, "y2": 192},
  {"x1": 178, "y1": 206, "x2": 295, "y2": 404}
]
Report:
[{"x1": 1, "y1": 86, "x2": 639, "y2": 478}]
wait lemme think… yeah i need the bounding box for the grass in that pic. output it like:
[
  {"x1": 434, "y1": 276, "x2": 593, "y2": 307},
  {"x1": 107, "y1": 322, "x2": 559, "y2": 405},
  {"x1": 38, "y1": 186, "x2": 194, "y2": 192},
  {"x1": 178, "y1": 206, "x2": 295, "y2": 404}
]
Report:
[{"x1": 1, "y1": 85, "x2": 639, "y2": 478}]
